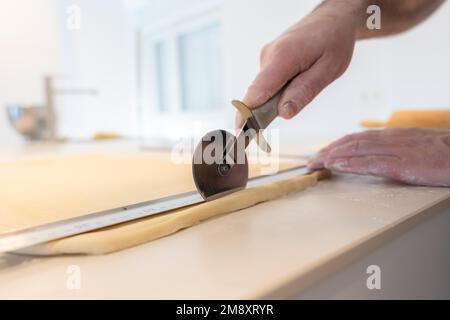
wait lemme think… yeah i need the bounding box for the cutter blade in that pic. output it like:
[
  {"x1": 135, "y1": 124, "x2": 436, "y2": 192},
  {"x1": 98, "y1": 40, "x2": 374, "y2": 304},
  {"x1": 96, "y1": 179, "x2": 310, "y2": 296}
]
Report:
[{"x1": 192, "y1": 129, "x2": 248, "y2": 200}]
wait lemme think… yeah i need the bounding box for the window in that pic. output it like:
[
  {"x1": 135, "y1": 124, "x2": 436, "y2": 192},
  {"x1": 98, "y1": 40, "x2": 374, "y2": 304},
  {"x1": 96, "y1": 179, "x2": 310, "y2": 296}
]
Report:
[
  {"x1": 149, "y1": 22, "x2": 223, "y2": 113},
  {"x1": 154, "y1": 41, "x2": 171, "y2": 112},
  {"x1": 178, "y1": 23, "x2": 222, "y2": 111},
  {"x1": 138, "y1": 4, "x2": 225, "y2": 139}
]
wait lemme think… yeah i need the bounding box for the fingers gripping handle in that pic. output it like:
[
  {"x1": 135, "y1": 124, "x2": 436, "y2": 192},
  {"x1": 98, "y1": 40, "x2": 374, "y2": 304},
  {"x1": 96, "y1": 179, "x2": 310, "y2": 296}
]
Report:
[
  {"x1": 231, "y1": 91, "x2": 281, "y2": 130},
  {"x1": 232, "y1": 84, "x2": 287, "y2": 130},
  {"x1": 231, "y1": 87, "x2": 285, "y2": 153},
  {"x1": 251, "y1": 90, "x2": 282, "y2": 129}
]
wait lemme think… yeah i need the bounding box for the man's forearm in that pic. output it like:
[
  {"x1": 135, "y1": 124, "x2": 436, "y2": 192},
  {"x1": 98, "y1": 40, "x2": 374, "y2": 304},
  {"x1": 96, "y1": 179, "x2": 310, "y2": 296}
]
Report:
[
  {"x1": 357, "y1": 0, "x2": 445, "y2": 39},
  {"x1": 316, "y1": 0, "x2": 444, "y2": 39}
]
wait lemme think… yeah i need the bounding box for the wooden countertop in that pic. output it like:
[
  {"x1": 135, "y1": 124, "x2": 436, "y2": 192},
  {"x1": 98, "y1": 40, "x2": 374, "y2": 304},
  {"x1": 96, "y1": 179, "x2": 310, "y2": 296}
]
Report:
[{"x1": 0, "y1": 140, "x2": 449, "y2": 299}]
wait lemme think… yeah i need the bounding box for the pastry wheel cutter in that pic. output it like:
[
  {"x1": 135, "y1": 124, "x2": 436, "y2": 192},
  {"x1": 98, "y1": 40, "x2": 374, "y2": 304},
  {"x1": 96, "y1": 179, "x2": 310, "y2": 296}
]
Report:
[
  {"x1": 0, "y1": 86, "x2": 313, "y2": 253},
  {"x1": 192, "y1": 84, "x2": 287, "y2": 200}
]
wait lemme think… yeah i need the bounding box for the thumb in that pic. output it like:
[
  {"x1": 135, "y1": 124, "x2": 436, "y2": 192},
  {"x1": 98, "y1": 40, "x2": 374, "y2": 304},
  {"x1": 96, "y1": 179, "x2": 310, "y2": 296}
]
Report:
[
  {"x1": 278, "y1": 58, "x2": 334, "y2": 119},
  {"x1": 243, "y1": 55, "x2": 301, "y2": 108}
]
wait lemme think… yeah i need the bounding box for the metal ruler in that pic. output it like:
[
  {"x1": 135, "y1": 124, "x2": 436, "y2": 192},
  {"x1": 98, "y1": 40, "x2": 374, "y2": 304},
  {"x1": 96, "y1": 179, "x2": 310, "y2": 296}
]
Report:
[{"x1": 0, "y1": 166, "x2": 310, "y2": 253}]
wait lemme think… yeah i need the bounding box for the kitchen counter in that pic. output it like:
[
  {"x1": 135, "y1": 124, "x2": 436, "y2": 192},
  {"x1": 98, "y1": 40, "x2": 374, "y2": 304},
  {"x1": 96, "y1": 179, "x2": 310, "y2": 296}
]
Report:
[{"x1": 0, "y1": 140, "x2": 449, "y2": 299}]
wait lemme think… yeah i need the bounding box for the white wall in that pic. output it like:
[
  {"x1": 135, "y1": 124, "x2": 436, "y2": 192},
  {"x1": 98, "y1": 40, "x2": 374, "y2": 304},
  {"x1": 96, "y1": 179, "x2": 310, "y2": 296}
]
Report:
[
  {"x1": 0, "y1": 0, "x2": 137, "y2": 143},
  {"x1": 134, "y1": 0, "x2": 449, "y2": 145},
  {"x1": 1, "y1": 0, "x2": 448, "y2": 145},
  {"x1": 0, "y1": 0, "x2": 61, "y2": 144},
  {"x1": 1, "y1": 0, "x2": 216, "y2": 142},
  {"x1": 56, "y1": 0, "x2": 137, "y2": 139},
  {"x1": 221, "y1": 0, "x2": 450, "y2": 144}
]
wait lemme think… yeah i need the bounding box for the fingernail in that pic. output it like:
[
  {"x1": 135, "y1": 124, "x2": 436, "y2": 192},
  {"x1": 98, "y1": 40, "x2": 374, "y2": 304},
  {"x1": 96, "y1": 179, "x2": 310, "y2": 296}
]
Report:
[
  {"x1": 328, "y1": 158, "x2": 349, "y2": 171},
  {"x1": 244, "y1": 89, "x2": 269, "y2": 108},
  {"x1": 307, "y1": 159, "x2": 322, "y2": 169},
  {"x1": 254, "y1": 93, "x2": 270, "y2": 107},
  {"x1": 280, "y1": 102, "x2": 298, "y2": 119}
]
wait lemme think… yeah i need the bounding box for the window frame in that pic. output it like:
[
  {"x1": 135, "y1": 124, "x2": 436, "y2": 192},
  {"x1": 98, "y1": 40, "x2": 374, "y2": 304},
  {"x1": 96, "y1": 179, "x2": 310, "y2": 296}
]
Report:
[{"x1": 137, "y1": 1, "x2": 226, "y2": 140}]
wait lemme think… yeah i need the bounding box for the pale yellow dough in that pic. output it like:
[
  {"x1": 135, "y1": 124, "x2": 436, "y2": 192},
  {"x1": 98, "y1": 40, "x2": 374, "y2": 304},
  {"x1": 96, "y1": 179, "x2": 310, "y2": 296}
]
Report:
[{"x1": 0, "y1": 153, "x2": 328, "y2": 255}]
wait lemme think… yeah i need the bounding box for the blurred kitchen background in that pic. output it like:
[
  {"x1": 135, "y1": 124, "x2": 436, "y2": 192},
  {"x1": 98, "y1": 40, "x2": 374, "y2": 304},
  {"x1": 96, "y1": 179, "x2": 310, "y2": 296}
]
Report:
[{"x1": 0, "y1": 0, "x2": 448, "y2": 147}]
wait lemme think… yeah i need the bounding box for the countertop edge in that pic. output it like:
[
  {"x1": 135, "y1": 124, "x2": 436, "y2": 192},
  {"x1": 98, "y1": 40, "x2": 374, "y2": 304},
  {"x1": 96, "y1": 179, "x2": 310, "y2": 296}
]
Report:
[{"x1": 255, "y1": 194, "x2": 450, "y2": 299}]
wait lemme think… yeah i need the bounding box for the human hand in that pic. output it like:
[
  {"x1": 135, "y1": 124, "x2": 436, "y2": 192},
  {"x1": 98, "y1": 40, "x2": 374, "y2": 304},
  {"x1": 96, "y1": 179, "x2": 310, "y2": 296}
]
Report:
[
  {"x1": 308, "y1": 128, "x2": 450, "y2": 187},
  {"x1": 237, "y1": 0, "x2": 367, "y2": 128}
]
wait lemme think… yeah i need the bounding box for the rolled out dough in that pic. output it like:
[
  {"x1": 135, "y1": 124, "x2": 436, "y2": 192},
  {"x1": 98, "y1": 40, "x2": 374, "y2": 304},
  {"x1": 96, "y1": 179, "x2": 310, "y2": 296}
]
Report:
[{"x1": 0, "y1": 153, "x2": 329, "y2": 255}]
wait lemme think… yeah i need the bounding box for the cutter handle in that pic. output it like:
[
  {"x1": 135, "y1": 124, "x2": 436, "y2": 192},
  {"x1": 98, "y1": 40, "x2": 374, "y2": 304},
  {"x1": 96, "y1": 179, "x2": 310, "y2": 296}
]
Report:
[
  {"x1": 251, "y1": 90, "x2": 282, "y2": 129},
  {"x1": 232, "y1": 82, "x2": 289, "y2": 130},
  {"x1": 230, "y1": 83, "x2": 288, "y2": 153},
  {"x1": 251, "y1": 80, "x2": 293, "y2": 129}
]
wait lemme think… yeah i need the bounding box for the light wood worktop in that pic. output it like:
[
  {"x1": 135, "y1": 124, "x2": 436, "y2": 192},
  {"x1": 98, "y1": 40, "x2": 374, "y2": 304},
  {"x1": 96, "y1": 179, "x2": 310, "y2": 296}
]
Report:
[{"x1": 0, "y1": 140, "x2": 449, "y2": 299}]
